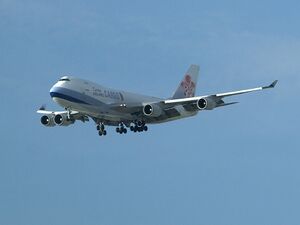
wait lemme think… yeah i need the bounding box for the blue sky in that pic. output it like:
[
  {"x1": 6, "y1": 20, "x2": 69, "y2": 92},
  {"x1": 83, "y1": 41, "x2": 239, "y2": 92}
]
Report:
[{"x1": 0, "y1": 0, "x2": 300, "y2": 225}]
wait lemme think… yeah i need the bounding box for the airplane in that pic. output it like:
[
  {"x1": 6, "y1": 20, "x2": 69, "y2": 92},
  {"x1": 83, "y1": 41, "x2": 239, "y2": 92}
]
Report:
[{"x1": 37, "y1": 65, "x2": 277, "y2": 137}]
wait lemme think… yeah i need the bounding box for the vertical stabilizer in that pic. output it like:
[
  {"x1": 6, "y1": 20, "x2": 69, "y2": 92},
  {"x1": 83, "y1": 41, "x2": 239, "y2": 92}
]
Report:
[{"x1": 172, "y1": 64, "x2": 199, "y2": 99}]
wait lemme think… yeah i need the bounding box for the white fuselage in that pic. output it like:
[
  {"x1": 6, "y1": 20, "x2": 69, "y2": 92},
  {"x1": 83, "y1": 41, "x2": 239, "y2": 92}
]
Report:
[{"x1": 50, "y1": 77, "x2": 197, "y2": 125}]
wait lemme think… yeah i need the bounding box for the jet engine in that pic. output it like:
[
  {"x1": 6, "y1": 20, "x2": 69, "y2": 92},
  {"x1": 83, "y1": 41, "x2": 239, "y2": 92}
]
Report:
[
  {"x1": 40, "y1": 115, "x2": 55, "y2": 127},
  {"x1": 54, "y1": 113, "x2": 75, "y2": 126},
  {"x1": 197, "y1": 97, "x2": 217, "y2": 110},
  {"x1": 143, "y1": 104, "x2": 163, "y2": 117}
]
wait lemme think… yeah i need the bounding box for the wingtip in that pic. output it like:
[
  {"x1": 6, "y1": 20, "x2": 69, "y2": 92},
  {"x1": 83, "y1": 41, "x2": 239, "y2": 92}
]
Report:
[
  {"x1": 263, "y1": 80, "x2": 278, "y2": 89},
  {"x1": 270, "y1": 80, "x2": 278, "y2": 88}
]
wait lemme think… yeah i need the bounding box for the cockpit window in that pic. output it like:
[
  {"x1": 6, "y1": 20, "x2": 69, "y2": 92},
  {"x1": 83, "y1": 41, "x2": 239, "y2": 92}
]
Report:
[
  {"x1": 59, "y1": 76, "x2": 70, "y2": 82},
  {"x1": 59, "y1": 78, "x2": 70, "y2": 81}
]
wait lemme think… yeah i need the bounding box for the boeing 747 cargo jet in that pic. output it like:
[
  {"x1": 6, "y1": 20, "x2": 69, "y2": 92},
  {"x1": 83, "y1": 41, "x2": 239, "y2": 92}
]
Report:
[{"x1": 37, "y1": 65, "x2": 277, "y2": 137}]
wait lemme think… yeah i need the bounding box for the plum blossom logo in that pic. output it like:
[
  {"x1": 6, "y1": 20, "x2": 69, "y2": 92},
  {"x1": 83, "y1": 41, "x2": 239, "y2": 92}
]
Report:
[{"x1": 181, "y1": 74, "x2": 195, "y2": 97}]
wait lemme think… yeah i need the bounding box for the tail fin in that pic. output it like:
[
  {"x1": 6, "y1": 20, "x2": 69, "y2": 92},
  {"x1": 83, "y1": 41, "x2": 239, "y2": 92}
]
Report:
[{"x1": 172, "y1": 64, "x2": 200, "y2": 99}]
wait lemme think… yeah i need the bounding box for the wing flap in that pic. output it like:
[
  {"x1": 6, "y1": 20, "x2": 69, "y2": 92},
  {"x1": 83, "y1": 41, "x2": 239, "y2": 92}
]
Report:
[{"x1": 164, "y1": 107, "x2": 181, "y2": 117}]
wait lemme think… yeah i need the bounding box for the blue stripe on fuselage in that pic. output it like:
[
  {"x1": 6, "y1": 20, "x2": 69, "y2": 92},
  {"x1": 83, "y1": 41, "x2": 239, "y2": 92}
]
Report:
[
  {"x1": 50, "y1": 87, "x2": 105, "y2": 106},
  {"x1": 50, "y1": 92, "x2": 89, "y2": 104}
]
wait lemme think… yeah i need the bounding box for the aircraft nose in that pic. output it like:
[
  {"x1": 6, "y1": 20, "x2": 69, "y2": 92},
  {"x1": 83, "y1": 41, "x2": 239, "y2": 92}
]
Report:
[
  {"x1": 49, "y1": 83, "x2": 57, "y2": 95},
  {"x1": 49, "y1": 85, "x2": 55, "y2": 93},
  {"x1": 49, "y1": 82, "x2": 60, "y2": 98}
]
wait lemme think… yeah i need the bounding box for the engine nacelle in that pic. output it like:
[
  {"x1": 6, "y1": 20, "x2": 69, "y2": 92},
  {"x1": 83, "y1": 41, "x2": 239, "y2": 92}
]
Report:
[
  {"x1": 41, "y1": 115, "x2": 55, "y2": 127},
  {"x1": 54, "y1": 113, "x2": 75, "y2": 126},
  {"x1": 143, "y1": 104, "x2": 163, "y2": 117},
  {"x1": 197, "y1": 98, "x2": 217, "y2": 110}
]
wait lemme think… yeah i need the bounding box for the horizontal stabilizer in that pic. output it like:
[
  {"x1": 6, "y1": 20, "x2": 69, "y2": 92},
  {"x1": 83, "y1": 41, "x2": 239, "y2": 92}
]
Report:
[
  {"x1": 217, "y1": 102, "x2": 239, "y2": 108},
  {"x1": 39, "y1": 104, "x2": 46, "y2": 110}
]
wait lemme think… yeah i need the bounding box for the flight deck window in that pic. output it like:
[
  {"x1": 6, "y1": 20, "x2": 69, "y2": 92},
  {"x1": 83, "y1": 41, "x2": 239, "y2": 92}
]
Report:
[{"x1": 59, "y1": 78, "x2": 70, "y2": 81}]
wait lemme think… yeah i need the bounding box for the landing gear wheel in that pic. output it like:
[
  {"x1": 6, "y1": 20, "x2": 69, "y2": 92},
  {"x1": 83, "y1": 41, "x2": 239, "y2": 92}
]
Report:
[
  {"x1": 116, "y1": 122, "x2": 128, "y2": 134},
  {"x1": 143, "y1": 126, "x2": 148, "y2": 131},
  {"x1": 97, "y1": 123, "x2": 107, "y2": 136},
  {"x1": 100, "y1": 124, "x2": 105, "y2": 131}
]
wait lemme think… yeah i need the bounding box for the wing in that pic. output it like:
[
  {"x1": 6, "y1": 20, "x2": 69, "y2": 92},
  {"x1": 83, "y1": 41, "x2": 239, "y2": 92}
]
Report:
[
  {"x1": 164, "y1": 80, "x2": 278, "y2": 109},
  {"x1": 108, "y1": 80, "x2": 277, "y2": 122},
  {"x1": 37, "y1": 107, "x2": 89, "y2": 123}
]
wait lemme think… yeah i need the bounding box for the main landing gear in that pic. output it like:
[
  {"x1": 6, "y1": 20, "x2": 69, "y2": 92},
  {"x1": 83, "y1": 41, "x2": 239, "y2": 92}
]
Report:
[
  {"x1": 116, "y1": 120, "x2": 148, "y2": 135},
  {"x1": 130, "y1": 120, "x2": 148, "y2": 133},
  {"x1": 116, "y1": 123, "x2": 127, "y2": 134},
  {"x1": 96, "y1": 120, "x2": 148, "y2": 136},
  {"x1": 97, "y1": 123, "x2": 107, "y2": 136}
]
